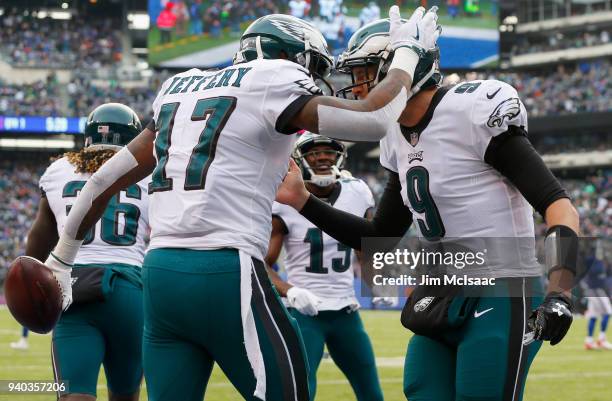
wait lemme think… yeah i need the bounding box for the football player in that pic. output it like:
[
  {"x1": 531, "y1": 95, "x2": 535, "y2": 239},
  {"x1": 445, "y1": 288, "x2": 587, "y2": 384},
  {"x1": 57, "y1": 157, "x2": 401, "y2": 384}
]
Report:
[
  {"x1": 265, "y1": 133, "x2": 383, "y2": 401},
  {"x1": 42, "y1": 8, "x2": 441, "y2": 401},
  {"x1": 275, "y1": 19, "x2": 580, "y2": 401},
  {"x1": 26, "y1": 103, "x2": 149, "y2": 401},
  {"x1": 584, "y1": 244, "x2": 612, "y2": 350}
]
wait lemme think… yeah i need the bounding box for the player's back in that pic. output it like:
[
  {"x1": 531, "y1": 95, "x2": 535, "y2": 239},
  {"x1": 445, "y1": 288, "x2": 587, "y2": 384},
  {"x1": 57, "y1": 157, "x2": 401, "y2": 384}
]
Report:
[
  {"x1": 41, "y1": 157, "x2": 150, "y2": 267},
  {"x1": 147, "y1": 58, "x2": 320, "y2": 259}
]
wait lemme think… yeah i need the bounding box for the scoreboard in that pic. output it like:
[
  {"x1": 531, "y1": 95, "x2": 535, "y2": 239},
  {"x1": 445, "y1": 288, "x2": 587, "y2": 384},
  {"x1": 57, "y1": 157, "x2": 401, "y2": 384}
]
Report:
[{"x1": 0, "y1": 116, "x2": 87, "y2": 134}]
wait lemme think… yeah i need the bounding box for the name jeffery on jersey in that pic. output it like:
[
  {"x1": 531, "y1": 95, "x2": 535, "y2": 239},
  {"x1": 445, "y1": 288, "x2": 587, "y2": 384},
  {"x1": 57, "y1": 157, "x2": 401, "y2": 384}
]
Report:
[{"x1": 147, "y1": 58, "x2": 322, "y2": 260}]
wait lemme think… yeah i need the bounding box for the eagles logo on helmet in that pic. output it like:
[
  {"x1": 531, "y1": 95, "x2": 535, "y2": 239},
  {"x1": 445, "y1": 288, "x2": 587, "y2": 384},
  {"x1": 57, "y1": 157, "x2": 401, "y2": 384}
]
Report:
[
  {"x1": 292, "y1": 132, "x2": 347, "y2": 188},
  {"x1": 336, "y1": 18, "x2": 442, "y2": 99},
  {"x1": 233, "y1": 14, "x2": 334, "y2": 91}
]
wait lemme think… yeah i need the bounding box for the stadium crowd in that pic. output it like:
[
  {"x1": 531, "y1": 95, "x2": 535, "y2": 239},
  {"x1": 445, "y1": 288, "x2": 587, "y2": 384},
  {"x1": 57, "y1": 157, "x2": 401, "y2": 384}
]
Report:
[
  {"x1": 0, "y1": 74, "x2": 62, "y2": 116},
  {"x1": 512, "y1": 28, "x2": 611, "y2": 55},
  {"x1": 66, "y1": 71, "x2": 165, "y2": 121},
  {"x1": 533, "y1": 132, "x2": 611, "y2": 155},
  {"x1": 0, "y1": 8, "x2": 122, "y2": 69},
  {"x1": 0, "y1": 161, "x2": 45, "y2": 280},
  {"x1": 2, "y1": 58, "x2": 611, "y2": 119},
  {"x1": 462, "y1": 58, "x2": 612, "y2": 116}
]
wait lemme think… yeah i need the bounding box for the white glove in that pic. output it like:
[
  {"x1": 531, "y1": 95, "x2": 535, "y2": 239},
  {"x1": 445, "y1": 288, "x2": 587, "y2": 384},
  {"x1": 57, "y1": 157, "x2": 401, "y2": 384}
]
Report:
[
  {"x1": 372, "y1": 297, "x2": 399, "y2": 308},
  {"x1": 388, "y1": 6, "x2": 441, "y2": 78},
  {"x1": 287, "y1": 287, "x2": 322, "y2": 316},
  {"x1": 45, "y1": 254, "x2": 73, "y2": 311},
  {"x1": 389, "y1": 5, "x2": 441, "y2": 52}
]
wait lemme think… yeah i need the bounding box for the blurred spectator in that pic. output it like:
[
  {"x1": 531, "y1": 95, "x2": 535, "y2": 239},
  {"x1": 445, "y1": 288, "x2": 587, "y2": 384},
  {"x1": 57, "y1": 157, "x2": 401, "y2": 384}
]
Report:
[
  {"x1": 289, "y1": 0, "x2": 309, "y2": 19},
  {"x1": 319, "y1": 0, "x2": 341, "y2": 21},
  {"x1": 359, "y1": 1, "x2": 381, "y2": 26},
  {"x1": 447, "y1": 0, "x2": 460, "y2": 19},
  {"x1": 157, "y1": 2, "x2": 177, "y2": 44},
  {"x1": 189, "y1": 0, "x2": 204, "y2": 35},
  {"x1": 174, "y1": 1, "x2": 190, "y2": 37}
]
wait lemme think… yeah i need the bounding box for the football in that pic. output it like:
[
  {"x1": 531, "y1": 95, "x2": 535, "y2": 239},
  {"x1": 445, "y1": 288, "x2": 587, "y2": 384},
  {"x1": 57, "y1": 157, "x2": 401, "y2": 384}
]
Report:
[{"x1": 4, "y1": 256, "x2": 63, "y2": 334}]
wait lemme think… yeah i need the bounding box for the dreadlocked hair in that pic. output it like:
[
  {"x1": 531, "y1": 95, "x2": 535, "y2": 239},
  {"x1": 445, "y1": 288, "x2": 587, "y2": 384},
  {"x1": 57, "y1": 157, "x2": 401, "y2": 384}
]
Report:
[{"x1": 60, "y1": 148, "x2": 118, "y2": 174}]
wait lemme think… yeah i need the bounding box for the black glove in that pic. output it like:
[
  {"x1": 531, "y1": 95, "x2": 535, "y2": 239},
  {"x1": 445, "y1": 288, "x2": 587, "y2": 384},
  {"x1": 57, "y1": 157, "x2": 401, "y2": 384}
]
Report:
[{"x1": 527, "y1": 292, "x2": 573, "y2": 346}]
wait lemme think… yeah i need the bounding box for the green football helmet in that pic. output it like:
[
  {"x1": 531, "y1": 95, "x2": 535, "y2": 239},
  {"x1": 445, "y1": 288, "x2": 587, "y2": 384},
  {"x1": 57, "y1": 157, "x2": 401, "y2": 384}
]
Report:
[
  {"x1": 233, "y1": 14, "x2": 334, "y2": 80},
  {"x1": 292, "y1": 132, "x2": 347, "y2": 187},
  {"x1": 84, "y1": 103, "x2": 142, "y2": 150},
  {"x1": 336, "y1": 18, "x2": 442, "y2": 98}
]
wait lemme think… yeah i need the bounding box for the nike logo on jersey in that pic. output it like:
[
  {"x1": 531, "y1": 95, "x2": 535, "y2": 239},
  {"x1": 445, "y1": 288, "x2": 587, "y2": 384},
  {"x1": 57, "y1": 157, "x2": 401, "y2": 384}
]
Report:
[
  {"x1": 486, "y1": 87, "x2": 501, "y2": 99},
  {"x1": 473, "y1": 307, "x2": 493, "y2": 318}
]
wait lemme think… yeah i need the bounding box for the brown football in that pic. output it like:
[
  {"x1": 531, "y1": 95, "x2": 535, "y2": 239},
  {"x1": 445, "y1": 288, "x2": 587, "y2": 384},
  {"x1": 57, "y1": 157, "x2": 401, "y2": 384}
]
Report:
[{"x1": 4, "y1": 256, "x2": 63, "y2": 334}]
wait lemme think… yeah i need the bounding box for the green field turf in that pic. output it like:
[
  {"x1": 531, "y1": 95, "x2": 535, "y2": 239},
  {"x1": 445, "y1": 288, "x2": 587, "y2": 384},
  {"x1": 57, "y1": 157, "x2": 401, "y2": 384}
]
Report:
[{"x1": 1, "y1": 306, "x2": 611, "y2": 400}]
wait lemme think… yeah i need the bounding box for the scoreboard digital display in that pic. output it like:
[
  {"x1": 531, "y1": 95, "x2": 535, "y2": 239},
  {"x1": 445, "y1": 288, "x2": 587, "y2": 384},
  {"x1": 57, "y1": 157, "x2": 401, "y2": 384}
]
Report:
[{"x1": 0, "y1": 116, "x2": 87, "y2": 134}]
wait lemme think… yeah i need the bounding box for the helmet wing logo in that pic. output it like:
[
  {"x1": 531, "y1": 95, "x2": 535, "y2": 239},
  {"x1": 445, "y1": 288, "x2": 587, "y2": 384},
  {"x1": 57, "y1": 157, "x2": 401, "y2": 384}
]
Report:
[
  {"x1": 294, "y1": 79, "x2": 323, "y2": 95},
  {"x1": 487, "y1": 98, "x2": 521, "y2": 128},
  {"x1": 270, "y1": 19, "x2": 306, "y2": 41}
]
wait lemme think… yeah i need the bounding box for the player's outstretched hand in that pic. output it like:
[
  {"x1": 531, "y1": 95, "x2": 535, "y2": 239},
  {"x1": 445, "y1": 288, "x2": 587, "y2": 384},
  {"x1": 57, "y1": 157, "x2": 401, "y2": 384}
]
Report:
[
  {"x1": 276, "y1": 159, "x2": 310, "y2": 211},
  {"x1": 527, "y1": 293, "x2": 573, "y2": 346},
  {"x1": 389, "y1": 5, "x2": 441, "y2": 53},
  {"x1": 44, "y1": 254, "x2": 73, "y2": 311},
  {"x1": 287, "y1": 287, "x2": 322, "y2": 316}
]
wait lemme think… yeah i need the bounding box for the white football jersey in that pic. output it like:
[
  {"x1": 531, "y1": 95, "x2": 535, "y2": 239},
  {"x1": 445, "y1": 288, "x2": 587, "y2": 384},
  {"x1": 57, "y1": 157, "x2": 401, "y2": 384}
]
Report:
[
  {"x1": 380, "y1": 80, "x2": 540, "y2": 277},
  {"x1": 272, "y1": 179, "x2": 375, "y2": 310},
  {"x1": 147, "y1": 59, "x2": 321, "y2": 260},
  {"x1": 40, "y1": 157, "x2": 150, "y2": 266}
]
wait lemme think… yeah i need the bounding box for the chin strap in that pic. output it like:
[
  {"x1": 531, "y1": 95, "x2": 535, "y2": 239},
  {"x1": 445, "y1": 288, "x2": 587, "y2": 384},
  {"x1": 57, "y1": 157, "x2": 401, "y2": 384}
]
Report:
[{"x1": 307, "y1": 165, "x2": 341, "y2": 187}]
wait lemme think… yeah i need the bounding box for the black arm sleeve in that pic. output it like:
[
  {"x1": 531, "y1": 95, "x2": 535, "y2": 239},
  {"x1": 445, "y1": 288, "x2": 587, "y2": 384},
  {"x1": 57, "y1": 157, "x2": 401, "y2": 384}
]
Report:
[
  {"x1": 275, "y1": 95, "x2": 318, "y2": 134},
  {"x1": 484, "y1": 126, "x2": 569, "y2": 217},
  {"x1": 299, "y1": 170, "x2": 413, "y2": 250}
]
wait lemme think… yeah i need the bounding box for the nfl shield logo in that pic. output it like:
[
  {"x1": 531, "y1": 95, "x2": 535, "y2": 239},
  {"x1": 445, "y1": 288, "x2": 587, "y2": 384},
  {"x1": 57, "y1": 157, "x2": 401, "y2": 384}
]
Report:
[{"x1": 409, "y1": 132, "x2": 419, "y2": 147}]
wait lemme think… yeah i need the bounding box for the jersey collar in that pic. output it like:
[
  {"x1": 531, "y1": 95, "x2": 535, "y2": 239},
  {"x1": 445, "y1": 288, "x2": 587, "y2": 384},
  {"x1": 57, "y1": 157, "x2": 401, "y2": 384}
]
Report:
[
  {"x1": 399, "y1": 86, "x2": 450, "y2": 145},
  {"x1": 317, "y1": 181, "x2": 342, "y2": 206}
]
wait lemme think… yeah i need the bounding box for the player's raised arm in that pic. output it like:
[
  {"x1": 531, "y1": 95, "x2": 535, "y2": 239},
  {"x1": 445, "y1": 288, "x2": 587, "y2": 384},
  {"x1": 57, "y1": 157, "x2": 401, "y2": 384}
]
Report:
[
  {"x1": 290, "y1": 6, "x2": 441, "y2": 141},
  {"x1": 276, "y1": 160, "x2": 412, "y2": 250}
]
